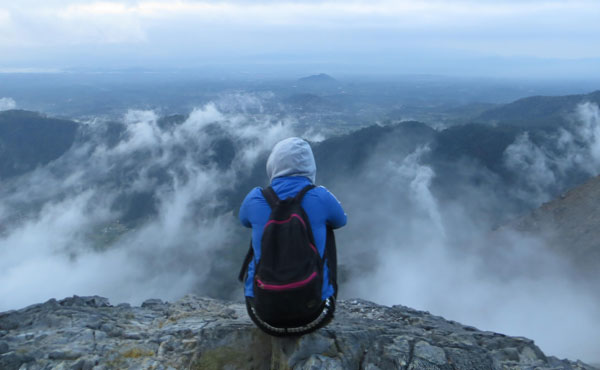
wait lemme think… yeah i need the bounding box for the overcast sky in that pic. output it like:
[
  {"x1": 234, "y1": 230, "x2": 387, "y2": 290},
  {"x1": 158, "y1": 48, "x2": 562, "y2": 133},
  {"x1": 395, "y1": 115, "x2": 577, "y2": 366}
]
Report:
[{"x1": 1, "y1": 0, "x2": 600, "y2": 77}]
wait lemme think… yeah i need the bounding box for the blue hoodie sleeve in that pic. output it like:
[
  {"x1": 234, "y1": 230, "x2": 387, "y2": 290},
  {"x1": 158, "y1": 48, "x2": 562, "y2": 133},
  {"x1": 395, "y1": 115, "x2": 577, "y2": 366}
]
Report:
[
  {"x1": 239, "y1": 187, "x2": 261, "y2": 228},
  {"x1": 320, "y1": 186, "x2": 347, "y2": 229}
]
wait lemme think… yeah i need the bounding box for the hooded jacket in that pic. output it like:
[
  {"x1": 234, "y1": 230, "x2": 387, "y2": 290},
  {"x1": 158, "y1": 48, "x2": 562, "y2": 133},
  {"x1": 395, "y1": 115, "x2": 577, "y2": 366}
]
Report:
[{"x1": 239, "y1": 137, "x2": 347, "y2": 299}]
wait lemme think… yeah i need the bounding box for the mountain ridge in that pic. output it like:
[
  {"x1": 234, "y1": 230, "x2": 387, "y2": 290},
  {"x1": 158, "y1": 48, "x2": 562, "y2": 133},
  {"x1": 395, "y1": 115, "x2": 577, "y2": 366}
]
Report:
[
  {"x1": 476, "y1": 90, "x2": 600, "y2": 128},
  {"x1": 0, "y1": 109, "x2": 79, "y2": 179}
]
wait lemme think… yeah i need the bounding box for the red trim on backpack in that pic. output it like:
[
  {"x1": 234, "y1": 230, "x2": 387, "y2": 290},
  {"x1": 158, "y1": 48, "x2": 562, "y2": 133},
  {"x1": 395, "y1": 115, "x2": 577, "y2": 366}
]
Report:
[
  {"x1": 264, "y1": 213, "x2": 307, "y2": 229},
  {"x1": 256, "y1": 271, "x2": 318, "y2": 291}
]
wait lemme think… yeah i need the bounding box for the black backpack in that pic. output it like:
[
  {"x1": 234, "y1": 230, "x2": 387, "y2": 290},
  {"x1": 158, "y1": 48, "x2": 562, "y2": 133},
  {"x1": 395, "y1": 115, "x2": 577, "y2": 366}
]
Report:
[{"x1": 239, "y1": 185, "x2": 337, "y2": 329}]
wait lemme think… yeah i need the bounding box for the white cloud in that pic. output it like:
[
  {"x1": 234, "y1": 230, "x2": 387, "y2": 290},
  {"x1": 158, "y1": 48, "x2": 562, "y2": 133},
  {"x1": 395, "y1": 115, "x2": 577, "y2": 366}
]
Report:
[
  {"x1": 0, "y1": 97, "x2": 16, "y2": 110},
  {"x1": 1, "y1": 92, "x2": 599, "y2": 363},
  {"x1": 338, "y1": 143, "x2": 600, "y2": 363},
  {"x1": 51, "y1": 1, "x2": 600, "y2": 33},
  {"x1": 503, "y1": 132, "x2": 557, "y2": 204},
  {"x1": 0, "y1": 101, "x2": 294, "y2": 311},
  {"x1": 0, "y1": 2, "x2": 146, "y2": 46},
  {"x1": 575, "y1": 102, "x2": 600, "y2": 165},
  {"x1": 503, "y1": 102, "x2": 600, "y2": 205}
]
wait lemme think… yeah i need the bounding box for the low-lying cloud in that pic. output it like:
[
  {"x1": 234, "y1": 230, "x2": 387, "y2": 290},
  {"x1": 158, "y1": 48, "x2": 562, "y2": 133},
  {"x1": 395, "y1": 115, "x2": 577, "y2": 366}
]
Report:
[
  {"x1": 337, "y1": 138, "x2": 600, "y2": 363},
  {"x1": 0, "y1": 97, "x2": 16, "y2": 111},
  {"x1": 0, "y1": 99, "x2": 599, "y2": 364},
  {"x1": 334, "y1": 104, "x2": 600, "y2": 363},
  {"x1": 504, "y1": 102, "x2": 600, "y2": 206},
  {"x1": 0, "y1": 102, "x2": 293, "y2": 311}
]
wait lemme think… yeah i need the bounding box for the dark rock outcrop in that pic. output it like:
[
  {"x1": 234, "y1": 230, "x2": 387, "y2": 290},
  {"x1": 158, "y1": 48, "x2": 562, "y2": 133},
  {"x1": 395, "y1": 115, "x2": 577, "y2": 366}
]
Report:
[{"x1": 0, "y1": 295, "x2": 595, "y2": 370}]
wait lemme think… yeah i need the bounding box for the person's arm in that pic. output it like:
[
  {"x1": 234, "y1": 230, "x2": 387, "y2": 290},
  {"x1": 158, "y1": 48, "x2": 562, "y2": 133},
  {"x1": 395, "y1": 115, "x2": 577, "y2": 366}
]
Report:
[
  {"x1": 321, "y1": 187, "x2": 347, "y2": 229},
  {"x1": 239, "y1": 188, "x2": 259, "y2": 228}
]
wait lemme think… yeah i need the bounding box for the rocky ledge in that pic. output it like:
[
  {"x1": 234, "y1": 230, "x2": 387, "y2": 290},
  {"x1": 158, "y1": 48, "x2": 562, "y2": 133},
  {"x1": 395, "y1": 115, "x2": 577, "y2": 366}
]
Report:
[{"x1": 0, "y1": 295, "x2": 596, "y2": 370}]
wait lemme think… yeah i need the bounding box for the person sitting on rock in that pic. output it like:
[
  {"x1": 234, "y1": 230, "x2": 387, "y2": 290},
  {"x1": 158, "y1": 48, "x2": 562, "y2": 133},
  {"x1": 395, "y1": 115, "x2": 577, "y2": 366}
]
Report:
[{"x1": 238, "y1": 137, "x2": 347, "y2": 336}]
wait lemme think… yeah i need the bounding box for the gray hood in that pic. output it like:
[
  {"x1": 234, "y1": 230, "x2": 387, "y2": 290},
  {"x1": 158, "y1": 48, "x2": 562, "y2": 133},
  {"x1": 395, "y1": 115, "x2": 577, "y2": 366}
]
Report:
[{"x1": 266, "y1": 137, "x2": 316, "y2": 183}]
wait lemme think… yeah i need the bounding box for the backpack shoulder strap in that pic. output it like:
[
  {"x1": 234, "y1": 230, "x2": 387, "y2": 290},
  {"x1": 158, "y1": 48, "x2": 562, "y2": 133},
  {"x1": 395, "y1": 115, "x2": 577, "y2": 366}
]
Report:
[
  {"x1": 238, "y1": 241, "x2": 254, "y2": 282},
  {"x1": 294, "y1": 184, "x2": 316, "y2": 203},
  {"x1": 325, "y1": 226, "x2": 338, "y2": 297},
  {"x1": 261, "y1": 186, "x2": 280, "y2": 208}
]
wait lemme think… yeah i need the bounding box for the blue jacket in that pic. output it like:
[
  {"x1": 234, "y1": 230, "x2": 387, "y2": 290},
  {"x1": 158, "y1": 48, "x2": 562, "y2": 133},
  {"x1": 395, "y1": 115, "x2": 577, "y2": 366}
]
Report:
[{"x1": 239, "y1": 176, "x2": 347, "y2": 299}]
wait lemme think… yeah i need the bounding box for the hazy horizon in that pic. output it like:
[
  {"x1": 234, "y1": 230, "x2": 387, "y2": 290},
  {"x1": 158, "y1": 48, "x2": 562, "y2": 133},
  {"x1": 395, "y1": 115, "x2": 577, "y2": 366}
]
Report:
[{"x1": 2, "y1": 0, "x2": 600, "y2": 79}]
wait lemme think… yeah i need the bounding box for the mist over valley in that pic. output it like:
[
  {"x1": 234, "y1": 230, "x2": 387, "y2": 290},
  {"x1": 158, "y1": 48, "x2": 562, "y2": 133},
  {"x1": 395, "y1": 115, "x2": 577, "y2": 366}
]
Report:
[{"x1": 1, "y1": 74, "x2": 599, "y2": 363}]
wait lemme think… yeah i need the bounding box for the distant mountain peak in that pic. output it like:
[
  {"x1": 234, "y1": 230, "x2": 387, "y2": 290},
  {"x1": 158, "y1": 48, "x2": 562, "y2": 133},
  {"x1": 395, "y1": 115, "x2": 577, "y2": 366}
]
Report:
[{"x1": 297, "y1": 73, "x2": 338, "y2": 84}]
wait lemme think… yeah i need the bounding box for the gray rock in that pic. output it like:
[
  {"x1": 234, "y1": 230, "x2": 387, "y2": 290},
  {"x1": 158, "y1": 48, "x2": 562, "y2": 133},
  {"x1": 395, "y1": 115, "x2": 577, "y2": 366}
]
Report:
[
  {"x1": 0, "y1": 295, "x2": 596, "y2": 370},
  {"x1": 414, "y1": 340, "x2": 447, "y2": 365},
  {"x1": 298, "y1": 354, "x2": 344, "y2": 369},
  {"x1": 0, "y1": 341, "x2": 8, "y2": 354},
  {"x1": 272, "y1": 333, "x2": 337, "y2": 368},
  {"x1": 122, "y1": 331, "x2": 143, "y2": 340},
  {"x1": 70, "y1": 358, "x2": 97, "y2": 370},
  {"x1": 48, "y1": 350, "x2": 84, "y2": 360},
  {"x1": 59, "y1": 296, "x2": 111, "y2": 308},
  {"x1": 141, "y1": 298, "x2": 166, "y2": 309},
  {"x1": 0, "y1": 351, "x2": 35, "y2": 370},
  {"x1": 0, "y1": 313, "x2": 21, "y2": 330},
  {"x1": 446, "y1": 347, "x2": 494, "y2": 370}
]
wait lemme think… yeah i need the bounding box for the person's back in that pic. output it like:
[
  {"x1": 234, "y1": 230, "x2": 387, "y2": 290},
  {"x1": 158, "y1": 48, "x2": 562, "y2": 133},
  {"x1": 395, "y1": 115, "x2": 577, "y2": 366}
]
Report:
[{"x1": 239, "y1": 137, "x2": 347, "y2": 336}]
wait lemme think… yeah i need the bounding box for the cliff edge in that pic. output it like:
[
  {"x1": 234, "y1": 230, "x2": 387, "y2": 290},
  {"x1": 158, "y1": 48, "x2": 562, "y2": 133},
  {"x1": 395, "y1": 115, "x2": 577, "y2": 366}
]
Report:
[{"x1": 0, "y1": 295, "x2": 595, "y2": 370}]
